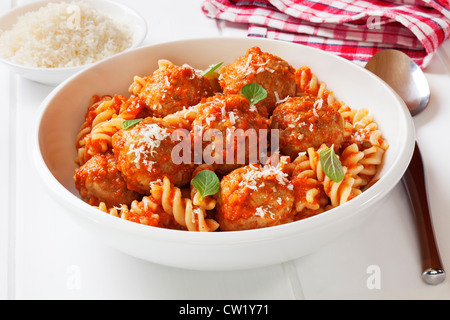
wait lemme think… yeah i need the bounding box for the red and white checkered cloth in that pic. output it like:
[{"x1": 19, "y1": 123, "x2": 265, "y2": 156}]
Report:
[{"x1": 201, "y1": 0, "x2": 450, "y2": 67}]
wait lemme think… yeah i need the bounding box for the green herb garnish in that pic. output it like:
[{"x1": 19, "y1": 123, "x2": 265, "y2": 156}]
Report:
[
  {"x1": 241, "y1": 83, "x2": 267, "y2": 106},
  {"x1": 192, "y1": 170, "x2": 220, "y2": 198},
  {"x1": 121, "y1": 119, "x2": 143, "y2": 130},
  {"x1": 319, "y1": 145, "x2": 345, "y2": 183},
  {"x1": 202, "y1": 62, "x2": 223, "y2": 77}
]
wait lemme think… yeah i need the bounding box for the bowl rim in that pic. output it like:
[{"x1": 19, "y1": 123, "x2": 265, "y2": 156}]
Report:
[
  {"x1": 0, "y1": 0, "x2": 148, "y2": 72},
  {"x1": 33, "y1": 36, "x2": 416, "y2": 246}
]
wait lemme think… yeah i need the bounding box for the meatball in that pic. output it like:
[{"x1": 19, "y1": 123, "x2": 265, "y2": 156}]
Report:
[
  {"x1": 130, "y1": 62, "x2": 216, "y2": 118},
  {"x1": 270, "y1": 96, "x2": 345, "y2": 158},
  {"x1": 216, "y1": 164, "x2": 295, "y2": 231},
  {"x1": 112, "y1": 117, "x2": 195, "y2": 194},
  {"x1": 74, "y1": 151, "x2": 141, "y2": 207},
  {"x1": 191, "y1": 94, "x2": 270, "y2": 175},
  {"x1": 219, "y1": 46, "x2": 296, "y2": 116}
]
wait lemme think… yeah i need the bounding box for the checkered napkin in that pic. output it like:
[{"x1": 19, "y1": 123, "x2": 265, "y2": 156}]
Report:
[{"x1": 201, "y1": 0, "x2": 450, "y2": 67}]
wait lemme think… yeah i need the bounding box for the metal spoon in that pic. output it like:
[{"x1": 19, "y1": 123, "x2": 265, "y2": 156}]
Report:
[{"x1": 365, "y1": 49, "x2": 446, "y2": 285}]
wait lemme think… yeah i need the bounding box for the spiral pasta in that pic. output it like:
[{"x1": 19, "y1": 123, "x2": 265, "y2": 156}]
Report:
[
  {"x1": 323, "y1": 167, "x2": 362, "y2": 208},
  {"x1": 291, "y1": 151, "x2": 328, "y2": 214},
  {"x1": 163, "y1": 105, "x2": 199, "y2": 130},
  {"x1": 97, "y1": 196, "x2": 163, "y2": 227},
  {"x1": 75, "y1": 95, "x2": 117, "y2": 165},
  {"x1": 151, "y1": 176, "x2": 219, "y2": 232},
  {"x1": 292, "y1": 142, "x2": 384, "y2": 212},
  {"x1": 340, "y1": 143, "x2": 365, "y2": 188},
  {"x1": 345, "y1": 108, "x2": 388, "y2": 186},
  {"x1": 129, "y1": 59, "x2": 175, "y2": 96},
  {"x1": 291, "y1": 145, "x2": 363, "y2": 213},
  {"x1": 310, "y1": 145, "x2": 362, "y2": 208},
  {"x1": 352, "y1": 109, "x2": 388, "y2": 149},
  {"x1": 76, "y1": 93, "x2": 152, "y2": 166},
  {"x1": 295, "y1": 66, "x2": 341, "y2": 108},
  {"x1": 82, "y1": 116, "x2": 126, "y2": 164},
  {"x1": 293, "y1": 67, "x2": 384, "y2": 196}
]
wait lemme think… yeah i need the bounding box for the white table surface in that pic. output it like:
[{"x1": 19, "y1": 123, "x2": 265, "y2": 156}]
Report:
[{"x1": 1, "y1": 0, "x2": 450, "y2": 300}]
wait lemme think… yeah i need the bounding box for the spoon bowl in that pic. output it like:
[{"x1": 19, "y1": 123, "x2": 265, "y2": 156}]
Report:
[
  {"x1": 365, "y1": 49, "x2": 445, "y2": 285},
  {"x1": 365, "y1": 50, "x2": 430, "y2": 116}
]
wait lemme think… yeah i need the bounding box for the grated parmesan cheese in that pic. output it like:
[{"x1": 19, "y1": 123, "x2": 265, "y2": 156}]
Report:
[
  {"x1": 149, "y1": 179, "x2": 162, "y2": 190},
  {"x1": 229, "y1": 111, "x2": 236, "y2": 125},
  {"x1": 313, "y1": 107, "x2": 319, "y2": 118},
  {"x1": 0, "y1": 1, "x2": 133, "y2": 68},
  {"x1": 274, "y1": 91, "x2": 290, "y2": 105},
  {"x1": 244, "y1": 53, "x2": 253, "y2": 71},
  {"x1": 127, "y1": 124, "x2": 170, "y2": 170},
  {"x1": 255, "y1": 207, "x2": 266, "y2": 218},
  {"x1": 238, "y1": 163, "x2": 293, "y2": 192},
  {"x1": 314, "y1": 98, "x2": 323, "y2": 109}
]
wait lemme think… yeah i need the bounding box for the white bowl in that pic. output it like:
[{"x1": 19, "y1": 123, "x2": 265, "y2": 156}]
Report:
[
  {"x1": 34, "y1": 37, "x2": 415, "y2": 270},
  {"x1": 0, "y1": 0, "x2": 147, "y2": 86}
]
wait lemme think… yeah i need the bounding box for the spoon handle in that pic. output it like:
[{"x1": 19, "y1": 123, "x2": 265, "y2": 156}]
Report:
[{"x1": 402, "y1": 142, "x2": 446, "y2": 285}]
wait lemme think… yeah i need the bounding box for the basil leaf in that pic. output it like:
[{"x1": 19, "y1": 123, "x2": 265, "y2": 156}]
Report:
[
  {"x1": 319, "y1": 145, "x2": 345, "y2": 183},
  {"x1": 241, "y1": 83, "x2": 267, "y2": 106},
  {"x1": 121, "y1": 118, "x2": 143, "y2": 130},
  {"x1": 192, "y1": 170, "x2": 220, "y2": 198},
  {"x1": 202, "y1": 62, "x2": 223, "y2": 77}
]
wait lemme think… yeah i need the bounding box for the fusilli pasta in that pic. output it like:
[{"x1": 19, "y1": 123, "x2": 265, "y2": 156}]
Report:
[
  {"x1": 291, "y1": 151, "x2": 328, "y2": 213},
  {"x1": 291, "y1": 144, "x2": 363, "y2": 213},
  {"x1": 75, "y1": 95, "x2": 117, "y2": 165},
  {"x1": 82, "y1": 116, "x2": 126, "y2": 164},
  {"x1": 151, "y1": 176, "x2": 219, "y2": 232},
  {"x1": 295, "y1": 66, "x2": 341, "y2": 108},
  {"x1": 97, "y1": 196, "x2": 162, "y2": 227}
]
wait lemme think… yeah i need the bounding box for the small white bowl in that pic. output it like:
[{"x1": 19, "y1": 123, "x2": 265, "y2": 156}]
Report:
[
  {"x1": 0, "y1": 0, "x2": 147, "y2": 86},
  {"x1": 34, "y1": 38, "x2": 415, "y2": 270}
]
